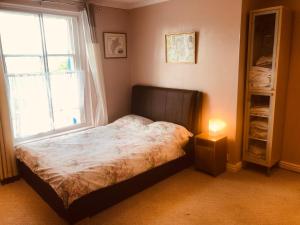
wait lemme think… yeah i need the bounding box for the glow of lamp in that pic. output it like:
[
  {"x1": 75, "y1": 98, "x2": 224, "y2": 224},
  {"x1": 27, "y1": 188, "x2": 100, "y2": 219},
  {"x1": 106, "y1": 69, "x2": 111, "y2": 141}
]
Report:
[{"x1": 209, "y1": 119, "x2": 226, "y2": 136}]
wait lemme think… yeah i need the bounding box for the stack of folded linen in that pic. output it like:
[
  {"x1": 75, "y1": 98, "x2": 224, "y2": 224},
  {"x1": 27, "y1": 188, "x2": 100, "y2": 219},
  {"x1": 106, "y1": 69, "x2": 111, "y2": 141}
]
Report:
[
  {"x1": 248, "y1": 144, "x2": 266, "y2": 159},
  {"x1": 250, "y1": 105, "x2": 270, "y2": 116},
  {"x1": 250, "y1": 119, "x2": 268, "y2": 140},
  {"x1": 249, "y1": 66, "x2": 272, "y2": 89},
  {"x1": 256, "y1": 55, "x2": 273, "y2": 67}
]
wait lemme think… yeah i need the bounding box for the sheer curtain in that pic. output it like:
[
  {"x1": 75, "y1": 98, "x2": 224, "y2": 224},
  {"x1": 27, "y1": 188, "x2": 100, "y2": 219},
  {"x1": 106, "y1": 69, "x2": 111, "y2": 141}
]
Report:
[
  {"x1": 81, "y1": 10, "x2": 108, "y2": 126},
  {"x1": 0, "y1": 61, "x2": 18, "y2": 181}
]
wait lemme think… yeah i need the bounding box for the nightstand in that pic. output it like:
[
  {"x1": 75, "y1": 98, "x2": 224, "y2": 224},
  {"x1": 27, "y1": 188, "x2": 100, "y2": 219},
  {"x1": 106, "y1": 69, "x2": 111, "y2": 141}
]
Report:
[{"x1": 194, "y1": 133, "x2": 227, "y2": 176}]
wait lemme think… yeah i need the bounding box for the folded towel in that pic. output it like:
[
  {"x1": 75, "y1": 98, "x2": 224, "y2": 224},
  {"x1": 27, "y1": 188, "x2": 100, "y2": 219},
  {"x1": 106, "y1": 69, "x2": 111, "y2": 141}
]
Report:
[
  {"x1": 250, "y1": 128, "x2": 268, "y2": 140},
  {"x1": 249, "y1": 145, "x2": 266, "y2": 159},
  {"x1": 256, "y1": 55, "x2": 273, "y2": 67},
  {"x1": 249, "y1": 66, "x2": 272, "y2": 89},
  {"x1": 250, "y1": 120, "x2": 268, "y2": 139},
  {"x1": 250, "y1": 120, "x2": 268, "y2": 130},
  {"x1": 250, "y1": 106, "x2": 270, "y2": 116}
]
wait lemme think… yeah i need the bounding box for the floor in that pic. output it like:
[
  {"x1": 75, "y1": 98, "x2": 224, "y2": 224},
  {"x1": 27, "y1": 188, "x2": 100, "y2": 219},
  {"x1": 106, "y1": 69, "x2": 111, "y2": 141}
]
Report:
[{"x1": 0, "y1": 167, "x2": 300, "y2": 225}]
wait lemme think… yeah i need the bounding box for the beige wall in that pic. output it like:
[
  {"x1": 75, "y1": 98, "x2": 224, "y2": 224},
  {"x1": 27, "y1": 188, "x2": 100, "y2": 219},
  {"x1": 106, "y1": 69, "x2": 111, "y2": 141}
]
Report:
[
  {"x1": 129, "y1": 0, "x2": 243, "y2": 164},
  {"x1": 249, "y1": 0, "x2": 300, "y2": 166},
  {"x1": 93, "y1": 6, "x2": 131, "y2": 122}
]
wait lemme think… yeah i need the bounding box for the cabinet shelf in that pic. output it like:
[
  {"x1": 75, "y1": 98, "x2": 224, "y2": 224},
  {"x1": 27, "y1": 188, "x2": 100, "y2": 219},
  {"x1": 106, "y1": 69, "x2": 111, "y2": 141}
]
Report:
[
  {"x1": 249, "y1": 88, "x2": 274, "y2": 94},
  {"x1": 244, "y1": 154, "x2": 268, "y2": 167},
  {"x1": 249, "y1": 89, "x2": 274, "y2": 95}
]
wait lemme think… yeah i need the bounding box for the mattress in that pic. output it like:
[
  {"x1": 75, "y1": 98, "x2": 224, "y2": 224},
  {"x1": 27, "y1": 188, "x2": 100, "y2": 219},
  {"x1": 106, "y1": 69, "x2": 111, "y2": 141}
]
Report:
[{"x1": 15, "y1": 116, "x2": 191, "y2": 208}]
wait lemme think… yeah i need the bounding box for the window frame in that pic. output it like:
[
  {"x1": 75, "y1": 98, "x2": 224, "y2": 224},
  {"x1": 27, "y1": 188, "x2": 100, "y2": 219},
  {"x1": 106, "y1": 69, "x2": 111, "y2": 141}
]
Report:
[{"x1": 0, "y1": 5, "x2": 94, "y2": 144}]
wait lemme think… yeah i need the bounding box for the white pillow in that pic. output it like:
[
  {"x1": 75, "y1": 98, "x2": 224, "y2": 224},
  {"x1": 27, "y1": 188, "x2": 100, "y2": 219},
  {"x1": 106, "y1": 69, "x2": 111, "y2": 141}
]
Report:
[
  {"x1": 110, "y1": 114, "x2": 153, "y2": 129},
  {"x1": 147, "y1": 121, "x2": 193, "y2": 145}
]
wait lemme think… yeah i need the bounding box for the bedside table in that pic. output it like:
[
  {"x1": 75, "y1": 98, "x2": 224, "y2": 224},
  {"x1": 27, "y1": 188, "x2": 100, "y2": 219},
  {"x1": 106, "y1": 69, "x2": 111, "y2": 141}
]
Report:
[{"x1": 194, "y1": 133, "x2": 227, "y2": 176}]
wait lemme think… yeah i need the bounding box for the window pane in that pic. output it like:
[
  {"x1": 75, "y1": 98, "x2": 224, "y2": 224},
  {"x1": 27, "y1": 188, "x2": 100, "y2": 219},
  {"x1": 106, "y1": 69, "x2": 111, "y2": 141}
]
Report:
[
  {"x1": 50, "y1": 73, "x2": 84, "y2": 129},
  {"x1": 48, "y1": 56, "x2": 74, "y2": 73},
  {"x1": 0, "y1": 10, "x2": 88, "y2": 141},
  {"x1": 53, "y1": 109, "x2": 81, "y2": 130},
  {"x1": 8, "y1": 74, "x2": 52, "y2": 138},
  {"x1": 5, "y1": 56, "x2": 44, "y2": 74},
  {"x1": 43, "y1": 15, "x2": 74, "y2": 54},
  {"x1": 0, "y1": 11, "x2": 43, "y2": 55}
]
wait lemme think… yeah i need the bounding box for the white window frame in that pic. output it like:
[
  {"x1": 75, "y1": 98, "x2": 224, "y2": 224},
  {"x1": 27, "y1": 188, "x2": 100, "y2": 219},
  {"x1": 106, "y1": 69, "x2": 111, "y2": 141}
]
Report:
[{"x1": 0, "y1": 4, "x2": 94, "y2": 144}]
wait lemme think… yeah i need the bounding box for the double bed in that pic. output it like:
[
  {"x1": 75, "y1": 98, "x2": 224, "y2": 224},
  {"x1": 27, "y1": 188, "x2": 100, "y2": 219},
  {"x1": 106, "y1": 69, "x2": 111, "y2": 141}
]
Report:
[{"x1": 16, "y1": 85, "x2": 202, "y2": 224}]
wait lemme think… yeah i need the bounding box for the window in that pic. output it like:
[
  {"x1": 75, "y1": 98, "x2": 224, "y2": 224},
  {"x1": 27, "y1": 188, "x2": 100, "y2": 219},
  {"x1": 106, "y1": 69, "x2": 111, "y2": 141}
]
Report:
[{"x1": 0, "y1": 10, "x2": 91, "y2": 141}]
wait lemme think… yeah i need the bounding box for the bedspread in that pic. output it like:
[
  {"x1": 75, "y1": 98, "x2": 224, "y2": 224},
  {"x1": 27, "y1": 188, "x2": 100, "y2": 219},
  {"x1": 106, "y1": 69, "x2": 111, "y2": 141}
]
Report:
[{"x1": 15, "y1": 119, "x2": 190, "y2": 207}]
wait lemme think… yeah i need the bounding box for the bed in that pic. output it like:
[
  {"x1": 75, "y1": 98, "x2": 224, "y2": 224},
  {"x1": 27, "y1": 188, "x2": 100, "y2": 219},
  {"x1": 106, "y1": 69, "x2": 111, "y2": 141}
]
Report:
[{"x1": 16, "y1": 85, "x2": 202, "y2": 224}]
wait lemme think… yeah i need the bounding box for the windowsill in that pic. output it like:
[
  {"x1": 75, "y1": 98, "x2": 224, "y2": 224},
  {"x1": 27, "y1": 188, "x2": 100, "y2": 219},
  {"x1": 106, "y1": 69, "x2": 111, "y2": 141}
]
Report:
[{"x1": 14, "y1": 125, "x2": 94, "y2": 147}]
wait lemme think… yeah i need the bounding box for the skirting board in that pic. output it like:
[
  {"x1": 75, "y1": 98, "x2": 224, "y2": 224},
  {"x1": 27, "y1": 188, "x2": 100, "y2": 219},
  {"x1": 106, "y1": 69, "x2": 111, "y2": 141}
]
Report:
[
  {"x1": 279, "y1": 161, "x2": 300, "y2": 173},
  {"x1": 226, "y1": 161, "x2": 242, "y2": 172}
]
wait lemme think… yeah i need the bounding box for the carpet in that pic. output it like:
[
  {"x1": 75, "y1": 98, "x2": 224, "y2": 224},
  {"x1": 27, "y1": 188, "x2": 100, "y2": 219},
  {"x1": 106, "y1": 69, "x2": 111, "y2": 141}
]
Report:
[{"x1": 0, "y1": 167, "x2": 299, "y2": 225}]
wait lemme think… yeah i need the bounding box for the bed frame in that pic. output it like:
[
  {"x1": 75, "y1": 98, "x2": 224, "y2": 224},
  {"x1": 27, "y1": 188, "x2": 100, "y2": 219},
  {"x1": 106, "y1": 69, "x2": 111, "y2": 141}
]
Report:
[{"x1": 17, "y1": 85, "x2": 202, "y2": 224}]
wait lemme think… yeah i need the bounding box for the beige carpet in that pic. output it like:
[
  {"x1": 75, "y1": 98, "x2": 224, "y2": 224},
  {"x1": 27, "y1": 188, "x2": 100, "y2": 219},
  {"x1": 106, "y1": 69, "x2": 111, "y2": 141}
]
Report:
[{"x1": 0, "y1": 167, "x2": 300, "y2": 225}]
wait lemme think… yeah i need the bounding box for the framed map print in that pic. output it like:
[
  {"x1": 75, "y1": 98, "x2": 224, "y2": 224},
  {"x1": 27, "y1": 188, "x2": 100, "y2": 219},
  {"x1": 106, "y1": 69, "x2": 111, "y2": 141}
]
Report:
[
  {"x1": 165, "y1": 32, "x2": 196, "y2": 64},
  {"x1": 103, "y1": 32, "x2": 127, "y2": 58}
]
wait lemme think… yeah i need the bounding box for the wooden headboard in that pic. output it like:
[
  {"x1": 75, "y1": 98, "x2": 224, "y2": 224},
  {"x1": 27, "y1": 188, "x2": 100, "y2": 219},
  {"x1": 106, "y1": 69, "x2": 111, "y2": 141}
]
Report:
[{"x1": 131, "y1": 85, "x2": 202, "y2": 134}]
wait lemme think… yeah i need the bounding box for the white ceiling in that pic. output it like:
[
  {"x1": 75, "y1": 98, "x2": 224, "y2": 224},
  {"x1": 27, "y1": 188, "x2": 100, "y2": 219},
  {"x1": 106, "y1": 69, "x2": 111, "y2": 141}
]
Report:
[{"x1": 91, "y1": 0, "x2": 169, "y2": 9}]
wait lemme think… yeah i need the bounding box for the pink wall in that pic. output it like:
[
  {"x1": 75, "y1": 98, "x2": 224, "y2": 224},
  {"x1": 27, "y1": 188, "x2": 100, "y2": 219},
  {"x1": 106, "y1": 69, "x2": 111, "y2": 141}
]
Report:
[
  {"x1": 129, "y1": 0, "x2": 243, "y2": 164},
  {"x1": 93, "y1": 6, "x2": 131, "y2": 122}
]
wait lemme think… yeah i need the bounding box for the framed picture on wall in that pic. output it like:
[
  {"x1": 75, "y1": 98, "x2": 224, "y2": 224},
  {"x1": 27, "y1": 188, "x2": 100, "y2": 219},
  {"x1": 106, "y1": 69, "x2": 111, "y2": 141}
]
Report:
[
  {"x1": 165, "y1": 32, "x2": 196, "y2": 64},
  {"x1": 103, "y1": 32, "x2": 127, "y2": 58}
]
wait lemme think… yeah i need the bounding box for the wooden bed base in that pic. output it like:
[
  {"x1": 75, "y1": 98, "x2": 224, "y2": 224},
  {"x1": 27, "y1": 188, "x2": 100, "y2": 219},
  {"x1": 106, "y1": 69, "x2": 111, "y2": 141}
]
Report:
[{"x1": 17, "y1": 85, "x2": 202, "y2": 224}]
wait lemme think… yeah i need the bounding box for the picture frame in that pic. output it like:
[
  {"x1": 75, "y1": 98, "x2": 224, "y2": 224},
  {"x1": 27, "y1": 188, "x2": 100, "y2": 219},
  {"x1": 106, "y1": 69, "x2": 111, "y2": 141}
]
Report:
[
  {"x1": 103, "y1": 32, "x2": 127, "y2": 58},
  {"x1": 165, "y1": 32, "x2": 196, "y2": 64}
]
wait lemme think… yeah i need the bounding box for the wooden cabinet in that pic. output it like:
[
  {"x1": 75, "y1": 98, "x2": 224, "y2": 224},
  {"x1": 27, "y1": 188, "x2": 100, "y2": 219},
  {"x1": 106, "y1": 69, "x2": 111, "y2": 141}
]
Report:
[
  {"x1": 243, "y1": 6, "x2": 292, "y2": 172},
  {"x1": 194, "y1": 134, "x2": 227, "y2": 176}
]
